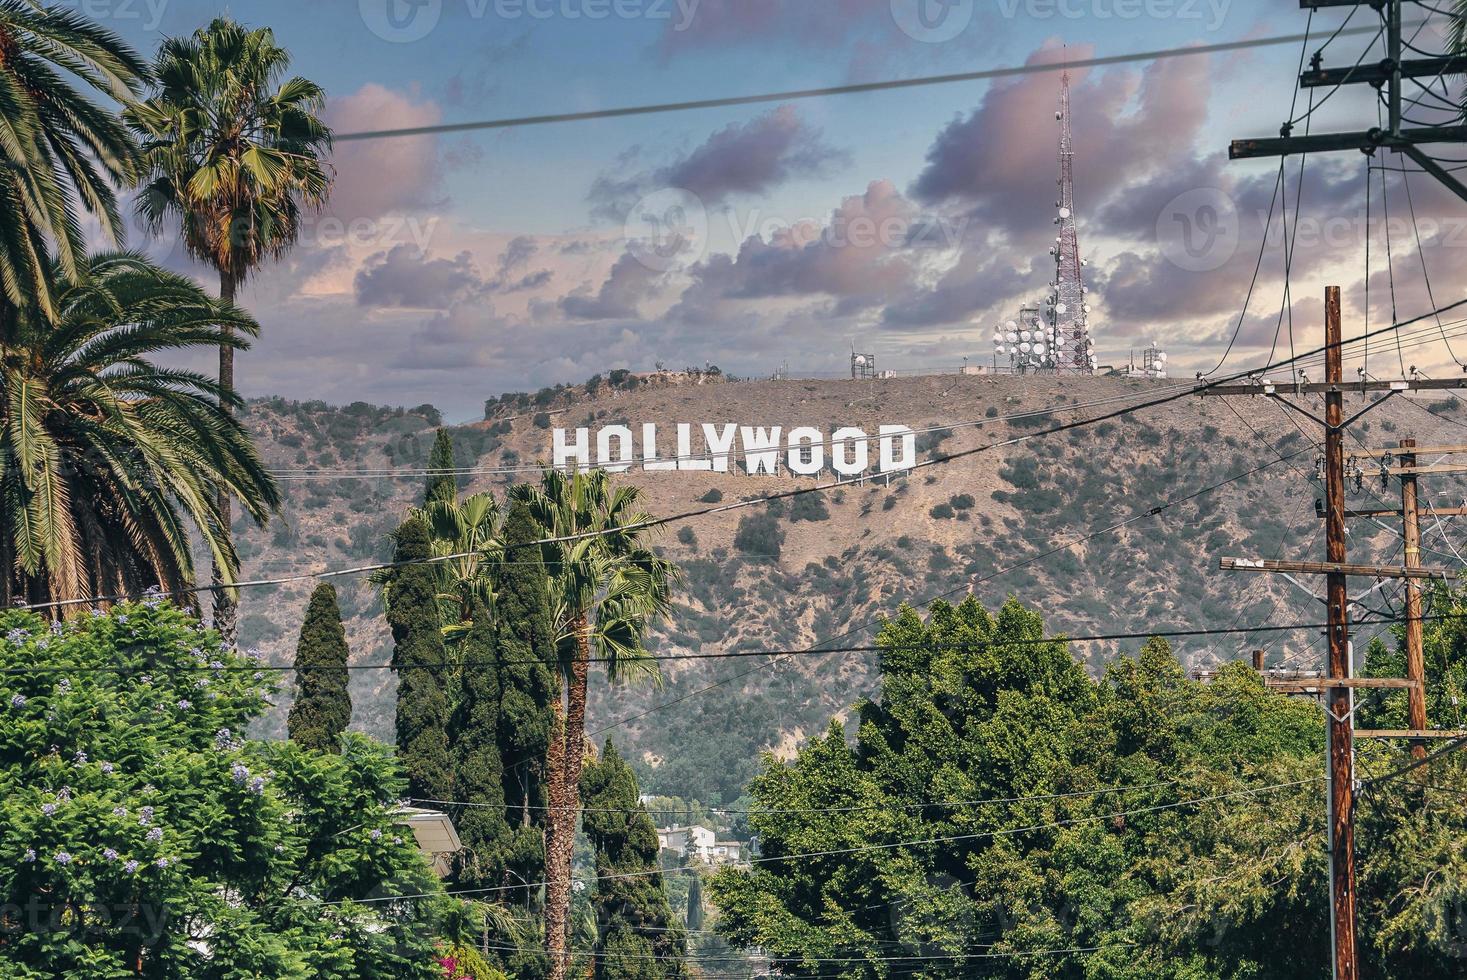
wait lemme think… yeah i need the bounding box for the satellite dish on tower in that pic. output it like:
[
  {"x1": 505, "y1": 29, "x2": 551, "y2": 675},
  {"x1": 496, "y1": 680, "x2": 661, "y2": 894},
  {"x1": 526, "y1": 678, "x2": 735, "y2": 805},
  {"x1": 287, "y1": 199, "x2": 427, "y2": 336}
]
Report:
[{"x1": 1058, "y1": 207, "x2": 1071, "y2": 219}]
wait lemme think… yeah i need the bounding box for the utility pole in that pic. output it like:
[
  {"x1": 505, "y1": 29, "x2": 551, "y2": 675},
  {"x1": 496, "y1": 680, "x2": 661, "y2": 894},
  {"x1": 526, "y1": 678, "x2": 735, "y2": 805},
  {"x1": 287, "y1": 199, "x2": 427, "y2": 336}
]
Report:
[
  {"x1": 1205, "y1": 284, "x2": 1467, "y2": 976},
  {"x1": 1321, "y1": 287, "x2": 1359, "y2": 980},
  {"x1": 1229, "y1": 0, "x2": 1467, "y2": 204},
  {"x1": 1398, "y1": 439, "x2": 1430, "y2": 761}
]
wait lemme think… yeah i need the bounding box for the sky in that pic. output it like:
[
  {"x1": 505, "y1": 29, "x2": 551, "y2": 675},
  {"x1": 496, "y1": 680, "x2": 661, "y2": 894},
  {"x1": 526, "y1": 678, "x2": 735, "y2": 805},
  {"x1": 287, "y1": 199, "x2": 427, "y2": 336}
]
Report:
[{"x1": 85, "y1": 0, "x2": 1467, "y2": 420}]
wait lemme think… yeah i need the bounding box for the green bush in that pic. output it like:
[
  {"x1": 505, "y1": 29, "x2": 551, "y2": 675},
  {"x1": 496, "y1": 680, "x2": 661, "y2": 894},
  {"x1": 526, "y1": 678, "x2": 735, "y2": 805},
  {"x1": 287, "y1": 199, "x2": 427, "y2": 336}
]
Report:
[
  {"x1": 950, "y1": 493, "x2": 976, "y2": 510},
  {"x1": 789, "y1": 492, "x2": 829, "y2": 522},
  {"x1": 699, "y1": 488, "x2": 724, "y2": 504},
  {"x1": 734, "y1": 511, "x2": 784, "y2": 560},
  {"x1": 930, "y1": 503, "x2": 955, "y2": 520}
]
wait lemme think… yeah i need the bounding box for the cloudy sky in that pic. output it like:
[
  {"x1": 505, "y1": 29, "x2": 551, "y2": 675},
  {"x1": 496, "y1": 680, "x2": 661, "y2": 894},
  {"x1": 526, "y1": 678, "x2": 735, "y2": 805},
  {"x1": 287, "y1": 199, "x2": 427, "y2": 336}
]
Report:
[{"x1": 94, "y1": 0, "x2": 1467, "y2": 419}]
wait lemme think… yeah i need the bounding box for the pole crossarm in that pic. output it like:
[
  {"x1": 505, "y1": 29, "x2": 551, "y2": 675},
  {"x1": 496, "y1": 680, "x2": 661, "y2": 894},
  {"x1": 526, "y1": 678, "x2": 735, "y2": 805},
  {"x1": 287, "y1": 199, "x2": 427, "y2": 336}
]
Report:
[
  {"x1": 1300, "y1": 55, "x2": 1467, "y2": 88},
  {"x1": 1198, "y1": 378, "x2": 1467, "y2": 396},
  {"x1": 1383, "y1": 464, "x2": 1467, "y2": 476},
  {"x1": 1220, "y1": 556, "x2": 1461, "y2": 579},
  {"x1": 1230, "y1": 126, "x2": 1467, "y2": 160},
  {"x1": 1356, "y1": 445, "x2": 1467, "y2": 457},
  {"x1": 1267, "y1": 678, "x2": 1423, "y2": 691},
  {"x1": 1356, "y1": 729, "x2": 1467, "y2": 738}
]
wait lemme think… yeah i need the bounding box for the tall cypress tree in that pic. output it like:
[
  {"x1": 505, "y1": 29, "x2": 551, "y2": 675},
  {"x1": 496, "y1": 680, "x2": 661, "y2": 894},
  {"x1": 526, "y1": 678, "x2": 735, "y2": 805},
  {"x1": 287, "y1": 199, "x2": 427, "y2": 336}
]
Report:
[
  {"x1": 286, "y1": 583, "x2": 352, "y2": 752},
  {"x1": 389, "y1": 516, "x2": 454, "y2": 802},
  {"x1": 450, "y1": 598, "x2": 512, "y2": 889},
  {"x1": 581, "y1": 740, "x2": 689, "y2": 980},
  {"x1": 685, "y1": 875, "x2": 704, "y2": 933},
  {"x1": 426, "y1": 428, "x2": 456, "y2": 506},
  {"x1": 494, "y1": 502, "x2": 559, "y2": 900}
]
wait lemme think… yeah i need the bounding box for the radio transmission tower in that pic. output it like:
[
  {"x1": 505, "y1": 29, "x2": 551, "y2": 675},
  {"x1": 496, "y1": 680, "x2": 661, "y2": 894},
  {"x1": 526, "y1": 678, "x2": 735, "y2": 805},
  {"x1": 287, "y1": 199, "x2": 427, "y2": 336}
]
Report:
[{"x1": 1048, "y1": 71, "x2": 1095, "y2": 374}]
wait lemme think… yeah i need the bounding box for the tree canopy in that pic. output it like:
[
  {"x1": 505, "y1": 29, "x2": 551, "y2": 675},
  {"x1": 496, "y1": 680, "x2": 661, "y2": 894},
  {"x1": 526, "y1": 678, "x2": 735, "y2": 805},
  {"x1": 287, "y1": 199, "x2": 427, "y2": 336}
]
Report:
[
  {"x1": 0, "y1": 599, "x2": 449, "y2": 979},
  {"x1": 710, "y1": 596, "x2": 1467, "y2": 979}
]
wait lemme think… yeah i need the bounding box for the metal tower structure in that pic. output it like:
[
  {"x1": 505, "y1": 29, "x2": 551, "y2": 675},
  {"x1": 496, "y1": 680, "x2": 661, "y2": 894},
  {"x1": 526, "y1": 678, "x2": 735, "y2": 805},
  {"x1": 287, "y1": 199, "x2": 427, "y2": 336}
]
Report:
[{"x1": 1048, "y1": 71, "x2": 1095, "y2": 374}]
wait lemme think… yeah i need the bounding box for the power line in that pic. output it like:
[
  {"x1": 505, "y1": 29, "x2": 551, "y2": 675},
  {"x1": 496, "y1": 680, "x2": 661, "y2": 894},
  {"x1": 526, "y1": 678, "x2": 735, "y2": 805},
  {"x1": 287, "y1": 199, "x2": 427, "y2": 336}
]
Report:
[
  {"x1": 13, "y1": 297, "x2": 1467, "y2": 616},
  {"x1": 332, "y1": 26, "x2": 1403, "y2": 142},
  {"x1": 404, "y1": 775, "x2": 1199, "y2": 816},
  {"x1": 328, "y1": 777, "x2": 1319, "y2": 903},
  {"x1": 15, "y1": 614, "x2": 1452, "y2": 674}
]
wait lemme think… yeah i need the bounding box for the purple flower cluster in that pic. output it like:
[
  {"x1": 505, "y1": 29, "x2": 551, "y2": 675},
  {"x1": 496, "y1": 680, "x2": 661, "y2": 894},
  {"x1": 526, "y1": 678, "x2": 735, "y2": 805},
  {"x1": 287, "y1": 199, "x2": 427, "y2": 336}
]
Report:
[
  {"x1": 56, "y1": 679, "x2": 71, "y2": 694},
  {"x1": 22, "y1": 849, "x2": 36, "y2": 863},
  {"x1": 249, "y1": 776, "x2": 266, "y2": 795},
  {"x1": 124, "y1": 859, "x2": 139, "y2": 874},
  {"x1": 5, "y1": 627, "x2": 29, "y2": 645},
  {"x1": 54, "y1": 852, "x2": 72, "y2": 865},
  {"x1": 176, "y1": 699, "x2": 191, "y2": 710},
  {"x1": 41, "y1": 803, "x2": 56, "y2": 817},
  {"x1": 139, "y1": 806, "x2": 154, "y2": 826},
  {"x1": 231, "y1": 763, "x2": 250, "y2": 786},
  {"x1": 103, "y1": 848, "x2": 119, "y2": 862},
  {"x1": 10, "y1": 694, "x2": 26, "y2": 709},
  {"x1": 146, "y1": 828, "x2": 163, "y2": 843}
]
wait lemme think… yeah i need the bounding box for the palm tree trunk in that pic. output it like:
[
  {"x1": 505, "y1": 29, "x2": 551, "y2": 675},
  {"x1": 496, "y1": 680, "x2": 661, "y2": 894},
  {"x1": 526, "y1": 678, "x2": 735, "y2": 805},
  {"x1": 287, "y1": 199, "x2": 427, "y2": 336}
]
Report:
[
  {"x1": 212, "y1": 271, "x2": 237, "y2": 647},
  {"x1": 544, "y1": 614, "x2": 592, "y2": 980},
  {"x1": 543, "y1": 694, "x2": 571, "y2": 980}
]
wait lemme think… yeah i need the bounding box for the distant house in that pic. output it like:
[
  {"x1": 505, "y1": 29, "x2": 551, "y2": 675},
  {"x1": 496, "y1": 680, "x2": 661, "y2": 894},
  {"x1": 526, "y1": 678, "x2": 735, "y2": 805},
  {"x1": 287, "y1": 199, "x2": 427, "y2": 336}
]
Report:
[
  {"x1": 657, "y1": 824, "x2": 745, "y2": 866},
  {"x1": 398, "y1": 806, "x2": 461, "y2": 878}
]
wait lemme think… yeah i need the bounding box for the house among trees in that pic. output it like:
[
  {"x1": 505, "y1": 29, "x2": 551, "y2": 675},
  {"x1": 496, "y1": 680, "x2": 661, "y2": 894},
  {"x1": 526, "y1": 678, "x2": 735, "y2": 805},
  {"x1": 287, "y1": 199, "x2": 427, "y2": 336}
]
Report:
[{"x1": 656, "y1": 824, "x2": 745, "y2": 866}]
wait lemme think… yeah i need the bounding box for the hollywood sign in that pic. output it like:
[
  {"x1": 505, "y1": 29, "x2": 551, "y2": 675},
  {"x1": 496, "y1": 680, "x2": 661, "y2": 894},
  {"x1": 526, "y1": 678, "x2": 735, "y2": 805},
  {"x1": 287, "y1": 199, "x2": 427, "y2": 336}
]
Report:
[{"x1": 551, "y1": 423, "x2": 918, "y2": 476}]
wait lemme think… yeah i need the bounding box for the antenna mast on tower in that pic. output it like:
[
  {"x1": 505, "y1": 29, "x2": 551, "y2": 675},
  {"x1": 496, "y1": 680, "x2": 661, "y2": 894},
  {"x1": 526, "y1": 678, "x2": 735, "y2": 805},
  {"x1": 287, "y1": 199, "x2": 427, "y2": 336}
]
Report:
[{"x1": 1049, "y1": 71, "x2": 1095, "y2": 374}]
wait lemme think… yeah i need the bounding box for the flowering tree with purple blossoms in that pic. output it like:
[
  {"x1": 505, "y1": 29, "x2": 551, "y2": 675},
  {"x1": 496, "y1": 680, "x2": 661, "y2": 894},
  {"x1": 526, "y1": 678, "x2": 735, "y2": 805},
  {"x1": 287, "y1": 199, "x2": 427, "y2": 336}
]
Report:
[{"x1": 0, "y1": 600, "x2": 456, "y2": 979}]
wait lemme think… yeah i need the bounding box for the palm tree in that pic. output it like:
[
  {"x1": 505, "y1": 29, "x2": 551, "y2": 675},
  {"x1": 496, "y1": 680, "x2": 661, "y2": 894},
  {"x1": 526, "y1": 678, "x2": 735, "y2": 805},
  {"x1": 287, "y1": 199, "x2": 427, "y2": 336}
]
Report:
[
  {"x1": 127, "y1": 17, "x2": 332, "y2": 642},
  {"x1": 0, "y1": 251, "x2": 279, "y2": 611},
  {"x1": 511, "y1": 469, "x2": 677, "y2": 980},
  {"x1": 0, "y1": 1, "x2": 148, "y2": 324},
  {"x1": 376, "y1": 492, "x2": 503, "y2": 635}
]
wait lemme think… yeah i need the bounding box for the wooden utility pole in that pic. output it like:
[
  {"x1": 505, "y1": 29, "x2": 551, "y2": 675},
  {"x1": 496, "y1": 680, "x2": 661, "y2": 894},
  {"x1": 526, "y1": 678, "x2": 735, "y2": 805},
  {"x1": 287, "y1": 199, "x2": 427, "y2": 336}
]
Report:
[
  {"x1": 1322, "y1": 287, "x2": 1359, "y2": 980},
  {"x1": 1398, "y1": 439, "x2": 1430, "y2": 761}
]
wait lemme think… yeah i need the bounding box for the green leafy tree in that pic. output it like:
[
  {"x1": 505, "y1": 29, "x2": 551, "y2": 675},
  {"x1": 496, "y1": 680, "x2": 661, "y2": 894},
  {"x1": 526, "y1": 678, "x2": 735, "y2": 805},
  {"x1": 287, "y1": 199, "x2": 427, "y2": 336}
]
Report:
[
  {"x1": 511, "y1": 469, "x2": 677, "y2": 980},
  {"x1": 427, "y1": 429, "x2": 457, "y2": 506},
  {"x1": 0, "y1": 2, "x2": 146, "y2": 323},
  {"x1": 710, "y1": 596, "x2": 1467, "y2": 978},
  {"x1": 0, "y1": 252, "x2": 278, "y2": 610},
  {"x1": 0, "y1": 600, "x2": 450, "y2": 978},
  {"x1": 286, "y1": 582, "x2": 352, "y2": 752},
  {"x1": 128, "y1": 16, "x2": 333, "y2": 644},
  {"x1": 388, "y1": 516, "x2": 454, "y2": 803},
  {"x1": 581, "y1": 741, "x2": 689, "y2": 980},
  {"x1": 1362, "y1": 581, "x2": 1467, "y2": 732}
]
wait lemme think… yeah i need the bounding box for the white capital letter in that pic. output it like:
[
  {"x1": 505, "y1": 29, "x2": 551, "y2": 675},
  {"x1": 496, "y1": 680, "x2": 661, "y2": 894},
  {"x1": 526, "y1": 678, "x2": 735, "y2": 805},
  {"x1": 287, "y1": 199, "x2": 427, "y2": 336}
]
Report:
[
  {"x1": 740, "y1": 426, "x2": 782, "y2": 474},
  {"x1": 832, "y1": 427, "x2": 869, "y2": 476},
  {"x1": 788, "y1": 427, "x2": 824, "y2": 475},
  {"x1": 553, "y1": 428, "x2": 590, "y2": 470},
  {"x1": 642, "y1": 423, "x2": 675, "y2": 471},
  {"x1": 597, "y1": 425, "x2": 634, "y2": 473},
  {"x1": 880, "y1": 425, "x2": 916, "y2": 473},
  {"x1": 703, "y1": 423, "x2": 738, "y2": 473}
]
